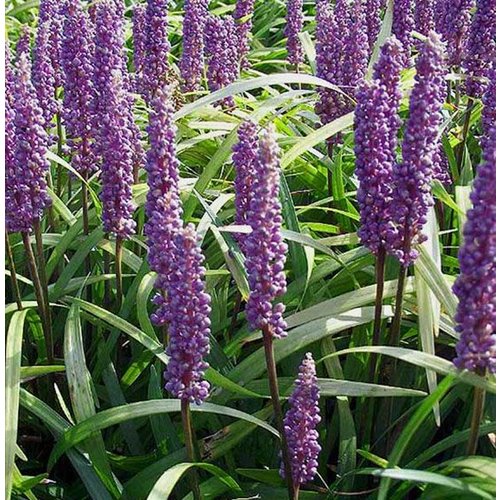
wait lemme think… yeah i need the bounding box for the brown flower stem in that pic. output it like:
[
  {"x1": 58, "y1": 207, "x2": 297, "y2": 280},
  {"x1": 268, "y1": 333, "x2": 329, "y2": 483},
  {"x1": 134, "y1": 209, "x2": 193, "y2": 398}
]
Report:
[
  {"x1": 56, "y1": 110, "x2": 64, "y2": 196},
  {"x1": 467, "y1": 383, "x2": 486, "y2": 455},
  {"x1": 115, "y1": 237, "x2": 124, "y2": 311},
  {"x1": 33, "y1": 219, "x2": 53, "y2": 362},
  {"x1": 21, "y1": 231, "x2": 53, "y2": 364},
  {"x1": 104, "y1": 247, "x2": 111, "y2": 309},
  {"x1": 389, "y1": 264, "x2": 408, "y2": 347},
  {"x1": 456, "y1": 97, "x2": 474, "y2": 174},
  {"x1": 368, "y1": 247, "x2": 386, "y2": 382},
  {"x1": 6, "y1": 232, "x2": 23, "y2": 310},
  {"x1": 181, "y1": 400, "x2": 201, "y2": 500},
  {"x1": 228, "y1": 290, "x2": 242, "y2": 341},
  {"x1": 263, "y1": 325, "x2": 294, "y2": 500}
]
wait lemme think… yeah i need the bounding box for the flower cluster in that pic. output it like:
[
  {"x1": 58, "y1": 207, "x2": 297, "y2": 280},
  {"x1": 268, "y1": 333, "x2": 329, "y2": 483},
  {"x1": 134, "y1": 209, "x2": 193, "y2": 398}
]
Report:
[
  {"x1": 386, "y1": 31, "x2": 446, "y2": 266},
  {"x1": 204, "y1": 15, "x2": 239, "y2": 107},
  {"x1": 481, "y1": 67, "x2": 496, "y2": 144},
  {"x1": 99, "y1": 70, "x2": 136, "y2": 239},
  {"x1": 7, "y1": 54, "x2": 51, "y2": 234},
  {"x1": 436, "y1": 0, "x2": 474, "y2": 67},
  {"x1": 233, "y1": 0, "x2": 256, "y2": 69},
  {"x1": 364, "y1": 0, "x2": 384, "y2": 51},
  {"x1": 144, "y1": 0, "x2": 171, "y2": 101},
  {"x1": 144, "y1": 85, "x2": 183, "y2": 294},
  {"x1": 284, "y1": 0, "x2": 304, "y2": 65},
  {"x1": 244, "y1": 126, "x2": 288, "y2": 339},
  {"x1": 464, "y1": 0, "x2": 496, "y2": 98},
  {"x1": 61, "y1": 3, "x2": 96, "y2": 175},
  {"x1": 32, "y1": 21, "x2": 58, "y2": 131},
  {"x1": 280, "y1": 353, "x2": 321, "y2": 487},
  {"x1": 453, "y1": 101, "x2": 496, "y2": 374},
  {"x1": 16, "y1": 26, "x2": 31, "y2": 61},
  {"x1": 233, "y1": 121, "x2": 259, "y2": 247},
  {"x1": 315, "y1": 0, "x2": 368, "y2": 139},
  {"x1": 354, "y1": 37, "x2": 404, "y2": 254},
  {"x1": 415, "y1": 0, "x2": 435, "y2": 36},
  {"x1": 163, "y1": 225, "x2": 212, "y2": 404},
  {"x1": 132, "y1": 4, "x2": 147, "y2": 92},
  {"x1": 392, "y1": 0, "x2": 415, "y2": 65},
  {"x1": 180, "y1": 0, "x2": 209, "y2": 92}
]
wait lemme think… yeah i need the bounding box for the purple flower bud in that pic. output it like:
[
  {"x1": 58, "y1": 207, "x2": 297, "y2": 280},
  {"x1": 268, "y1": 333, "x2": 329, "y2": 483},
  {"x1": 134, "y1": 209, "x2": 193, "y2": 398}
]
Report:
[
  {"x1": 32, "y1": 21, "x2": 58, "y2": 131},
  {"x1": 481, "y1": 67, "x2": 495, "y2": 144},
  {"x1": 432, "y1": 146, "x2": 452, "y2": 185},
  {"x1": 284, "y1": 0, "x2": 304, "y2": 66},
  {"x1": 144, "y1": 85, "x2": 183, "y2": 292},
  {"x1": 244, "y1": 126, "x2": 288, "y2": 339},
  {"x1": 61, "y1": 3, "x2": 96, "y2": 175},
  {"x1": 144, "y1": 0, "x2": 171, "y2": 101},
  {"x1": 364, "y1": 0, "x2": 385, "y2": 51},
  {"x1": 204, "y1": 15, "x2": 239, "y2": 108},
  {"x1": 16, "y1": 26, "x2": 31, "y2": 61},
  {"x1": 99, "y1": 70, "x2": 136, "y2": 239},
  {"x1": 7, "y1": 53, "x2": 51, "y2": 234},
  {"x1": 6, "y1": 43, "x2": 15, "y2": 100},
  {"x1": 464, "y1": 0, "x2": 495, "y2": 98},
  {"x1": 132, "y1": 4, "x2": 147, "y2": 93},
  {"x1": 415, "y1": 0, "x2": 435, "y2": 36},
  {"x1": 233, "y1": 120, "x2": 259, "y2": 247},
  {"x1": 392, "y1": 0, "x2": 415, "y2": 65},
  {"x1": 453, "y1": 102, "x2": 495, "y2": 374},
  {"x1": 435, "y1": 0, "x2": 474, "y2": 67},
  {"x1": 180, "y1": 0, "x2": 209, "y2": 92},
  {"x1": 233, "y1": 0, "x2": 256, "y2": 69},
  {"x1": 280, "y1": 353, "x2": 321, "y2": 487},
  {"x1": 355, "y1": 37, "x2": 404, "y2": 254},
  {"x1": 315, "y1": 0, "x2": 369, "y2": 139},
  {"x1": 162, "y1": 225, "x2": 212, "y2": 404},
  {"x1": 387, "y1": 31, "x2": 446, "y2": 266}
]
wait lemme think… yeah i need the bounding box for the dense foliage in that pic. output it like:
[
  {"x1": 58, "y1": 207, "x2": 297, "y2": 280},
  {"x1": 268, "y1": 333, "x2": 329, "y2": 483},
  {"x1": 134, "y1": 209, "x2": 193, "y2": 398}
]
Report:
[{"x1": 5, "y1": 0, "x2": 496, "y2": 498}]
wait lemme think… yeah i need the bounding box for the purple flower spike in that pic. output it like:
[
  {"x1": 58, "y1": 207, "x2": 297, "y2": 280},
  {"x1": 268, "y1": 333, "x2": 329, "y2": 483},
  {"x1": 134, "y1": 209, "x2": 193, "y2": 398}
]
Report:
[
  {"x1": 392, "y1": 0, "x2": 415, "y2": 65},
  {"x1": 133, "y1": 4, "x2": 147, "y2": 93},
  {"x1": 32, "y1": 21, "x2": 58, "y2": 131},
  {"x1": 464, "y1": 0, "x2": 496, "y2": 98},
  {"x1": 233, "y1": 120, "x2": 259, "y2": 247},
  {"x1": 16, "y1": 26, "x2": 31, "y2": 61},
  {"x1": 144, "y1": 0, "x2": 171, "y2": 101},
  {"x1": 453, "y1": 106, "x2": 496, "y2": 374},
  {"x1": 315, "y1": 0, "x2": 368, "y2": 139},
  {"x1": 415, "y1": 0, "x2": 435, "y2": 36},
  {"x1": 437, "y1": 0, "x2": 474, "y2": 67},
  {"x1": 61, "y1": 3, "x2": 96, "y2": 176},
  {"x1": 163, "y1": 225, "x2": 212, "y2": 404},
  {"x1": 355, "y1": 37, "x2": 404, "y2": 255},
  {"x1": 432, "y1": 146, "x2": 452, "y2": 185},
  {"x1": 233, "y1": 0, "x2": 256, "y2": 69},
  {"x1": 285, "y1": 0, "x2": 304, "y2": 66},
  {"x1": 364, "y1": 0, "x2": 385, "y2": 51},
  {"x1": 387, "y1": 31, "x2": 446, "y2": 266},
  {"x1": 244, "y1": 126, "x2": 288, "y2": 339},
  {"x1": 204, "y1": 15, "x2": 239, "y2": 108},
  {"x1": 280, "y1": 353, "x2": 321, "y2": 487},
  {"x1": 481, "y1": 67, "x2": 495, "y2": 144},
  {"x1": 99, "y1": 70, "x2": 136, "y2": 239},
  {"x1": 8, "y1": 53, "x2": 51, "y2": 234},
  {"x1": 180, "y1": 0, "x2": 209, "y2": 92},
  {"x1": 144, "y1": 85, "x2": 183, "y2": 292}
]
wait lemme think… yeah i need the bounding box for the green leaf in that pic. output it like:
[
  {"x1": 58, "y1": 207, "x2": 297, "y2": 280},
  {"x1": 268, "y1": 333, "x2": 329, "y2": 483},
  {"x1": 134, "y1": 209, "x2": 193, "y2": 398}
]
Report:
[
  {"x1": 320, "y1": 346, "x2": 495, "y2": 394},
  {"x1": 281, "y1": 113, "x2": 354, "y2": 169},
  {"x1": 20, "y1": 365, "x2": 65, "y2": 381},
  {"x1": 64, "y1": 303, "x2": 121, "y2": 497},
  {"x1": 147, "y1": 463, "x2": 240, "y2": 500},
  {"x1": 371, "y1": 468, "x2": 493, "y2": 499},
  {"x1": 48, "y1": 400, "x2": 279, "y2": 468},
  {"x1": 6, "y1": 310, "x2": 28, "y2": 499},
  {"x1": 377, "y1": 375, "x2": 456, "y2": 499}
]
